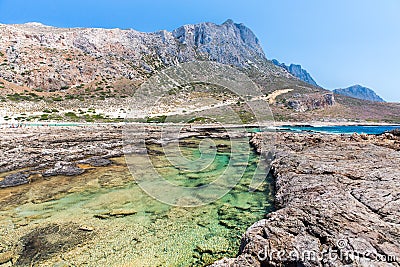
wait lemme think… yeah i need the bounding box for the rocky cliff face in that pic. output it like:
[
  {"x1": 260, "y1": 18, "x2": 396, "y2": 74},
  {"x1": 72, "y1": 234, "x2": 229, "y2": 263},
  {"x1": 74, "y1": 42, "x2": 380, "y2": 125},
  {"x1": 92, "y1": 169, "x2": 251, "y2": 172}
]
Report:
[
  {"x1": 286, "y1": 93, "x2": 335, "y2": 112},
  {"x1": 333, "y1": 85, "x2": 385, "y2": 102},
  {"x1": 272, "y1": 59, "x2": 319, "y2": 87},
  {"x1": 172, "y1": 19, "x2": 266, "y2": 66},
  {"x1": 0, "y1": 20, "x2": 286, "y2": 91}
]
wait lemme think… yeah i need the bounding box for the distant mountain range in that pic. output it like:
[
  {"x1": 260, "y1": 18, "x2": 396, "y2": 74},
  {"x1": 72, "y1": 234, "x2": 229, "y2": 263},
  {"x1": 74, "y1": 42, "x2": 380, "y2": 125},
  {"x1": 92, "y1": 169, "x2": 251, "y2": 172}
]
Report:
[
  {"x1": 271, "y1": 60, "x2": 386, "y2": 103},
  {"x1": 272, "y1": 59, "x2": 319, "y2": 87},
  {"x1": 333, "y1": 85, "x2": 385, "y2": 102}
]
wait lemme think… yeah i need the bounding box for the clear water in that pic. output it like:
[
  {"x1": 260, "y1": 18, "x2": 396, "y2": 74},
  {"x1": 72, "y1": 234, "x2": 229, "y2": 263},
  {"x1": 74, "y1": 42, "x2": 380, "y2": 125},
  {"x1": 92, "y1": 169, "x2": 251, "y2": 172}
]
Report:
[
  {"x1": 278, "y1": 125, "x2": 400, "y2": 135},
  {"x1": 0, "y1": 137, "x2": 273, "y2": 266}
]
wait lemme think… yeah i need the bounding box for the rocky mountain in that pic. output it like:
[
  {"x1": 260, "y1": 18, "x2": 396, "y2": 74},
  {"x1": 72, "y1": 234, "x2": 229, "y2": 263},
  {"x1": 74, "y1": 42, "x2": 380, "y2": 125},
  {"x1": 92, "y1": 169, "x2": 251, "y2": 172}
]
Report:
[
  {"x1": 272, "y1": 59, "x2": 319, "y2": 86},
  {"x1": 0, "y1": 20, "x2": 399, "y2": 123},
  {"x1": 0, "y1": 20, "x2": 289, "y2": 91},
  {"x1": 333, "y1": 85, "x2": 385, "y2": 102}
]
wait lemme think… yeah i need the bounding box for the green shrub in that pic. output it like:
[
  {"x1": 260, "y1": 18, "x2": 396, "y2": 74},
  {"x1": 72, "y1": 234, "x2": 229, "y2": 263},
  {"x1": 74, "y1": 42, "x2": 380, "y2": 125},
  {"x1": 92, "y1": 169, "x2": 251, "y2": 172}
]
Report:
[
  {"x1": 64, "y1": 112, "x2": 78, "y2": 119},
  {"x1": 7, "y1": 93, "x2": 30, "y2": 101},
  {"x1": 39, "y1": 114, "x2": 49, "y2": 121},
  {"x1": 92, "y1": 114, "x2": 105, "y2": 119},
  {"x1": 187, "y1": 117, "x2": 216, "y2": 123},
  {"x1": 52, "y1": 96, "x2": 63, "y2": 102},
  {"x1": 146, "y1": 115, "x2": 167, "y2": 123},
  {"x1": 65, "y1": 95, "x2": 75, "y2": 100},
  {"x1": 83, "y1": 114, "x2": 94, "y2": 122}
]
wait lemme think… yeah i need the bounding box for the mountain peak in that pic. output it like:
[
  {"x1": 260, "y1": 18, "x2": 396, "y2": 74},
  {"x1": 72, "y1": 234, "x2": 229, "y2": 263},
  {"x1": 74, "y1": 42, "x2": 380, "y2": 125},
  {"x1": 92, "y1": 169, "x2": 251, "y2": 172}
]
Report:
[
  {"x1": 171, "y1": 20, "x2": 265, "y2": 66},
  {"x1": 222, "y1": 19, "x2": 234, "y2": 25},
  {"x1": 333, "y1": 85, "x2": 385, "y2": 102}
]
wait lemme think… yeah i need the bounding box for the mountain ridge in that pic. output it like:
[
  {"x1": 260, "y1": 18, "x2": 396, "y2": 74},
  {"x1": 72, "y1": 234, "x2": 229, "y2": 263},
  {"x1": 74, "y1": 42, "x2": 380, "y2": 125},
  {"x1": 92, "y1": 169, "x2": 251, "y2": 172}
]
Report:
[
  {"x1": 0, "y1": 20, "x2": 290, "y2": 91},
  {"x1": 333, "y1": 85, "x2": 385, "y2": 102},
  {"x1": 272, "y1": 59, "x2": 319, "y2": 87},
  {"x1": 0, "y1": 20, "x2": 399, "y2": 123}
]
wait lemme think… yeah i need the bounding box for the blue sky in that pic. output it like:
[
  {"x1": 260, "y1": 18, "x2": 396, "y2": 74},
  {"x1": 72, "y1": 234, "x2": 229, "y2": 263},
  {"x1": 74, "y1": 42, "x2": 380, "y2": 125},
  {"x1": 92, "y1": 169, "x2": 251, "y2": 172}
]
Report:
[{"x1": 0, "y1": 0, "x2": 399, "y2": 102}]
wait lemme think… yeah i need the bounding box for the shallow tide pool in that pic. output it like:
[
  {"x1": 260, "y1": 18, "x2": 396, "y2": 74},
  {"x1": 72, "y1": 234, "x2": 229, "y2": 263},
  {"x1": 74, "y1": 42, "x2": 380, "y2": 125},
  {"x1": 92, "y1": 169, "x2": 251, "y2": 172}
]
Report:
[{"x1": 0, "y1": 137, "x2": 273, "y2": 266}]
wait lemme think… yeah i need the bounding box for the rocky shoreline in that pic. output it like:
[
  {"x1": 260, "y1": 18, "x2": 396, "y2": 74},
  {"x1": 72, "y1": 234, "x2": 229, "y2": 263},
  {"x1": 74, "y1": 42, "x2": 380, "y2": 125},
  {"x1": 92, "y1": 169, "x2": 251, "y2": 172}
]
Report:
[
  {"x1": 0, "y1": 126, "x2": 399, "y2": 266},
  {"x1": 212, "y1": 131, "x2": 400, "y2": 266}
]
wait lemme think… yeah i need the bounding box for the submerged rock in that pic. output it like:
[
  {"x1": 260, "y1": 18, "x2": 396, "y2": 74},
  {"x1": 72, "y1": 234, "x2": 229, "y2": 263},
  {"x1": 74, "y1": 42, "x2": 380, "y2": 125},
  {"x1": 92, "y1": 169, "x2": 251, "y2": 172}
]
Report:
[
  {"x1": 0, "y1": 251, "x2": 14, "y2": 265},
  {"x1": 196, "y1": 237, "x2": 230, "y2": 254},
  {"x1": 94, "y1": 209, "x2": 137, "y2": 219},
  {"x1": 78, "y1": 226, "x2": 94, "y2": 232},
  {"x1": 16, "y1": 223, "x2": 94, "y2": 266},
  {"x1": 219, "y1": 220, "x2": 236, "y2": 229}
]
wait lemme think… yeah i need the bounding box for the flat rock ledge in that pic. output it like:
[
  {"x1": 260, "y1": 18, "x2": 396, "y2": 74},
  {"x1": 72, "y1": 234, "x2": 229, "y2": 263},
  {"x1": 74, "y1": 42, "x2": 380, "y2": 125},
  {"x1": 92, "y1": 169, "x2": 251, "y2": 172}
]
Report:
[
  {"x1": 211, "y1": 132, "x2": 400, "y2": 266},
  {"x1": 0, "y1": 172, "x2": 30, "y2": 188},
  {"x1": 42, "y1": 161, "x2": 85, "y2": 177}
]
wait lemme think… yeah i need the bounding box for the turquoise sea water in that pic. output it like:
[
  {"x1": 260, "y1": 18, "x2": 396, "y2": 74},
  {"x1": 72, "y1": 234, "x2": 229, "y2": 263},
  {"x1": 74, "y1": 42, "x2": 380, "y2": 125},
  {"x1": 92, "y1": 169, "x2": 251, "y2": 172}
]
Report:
[
  {"x1": 278, "y1": 125, "x2": 400, "y2": 135},
  {"x1": 2, "y1": 123, "x2": 399, "y2": 135}
]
